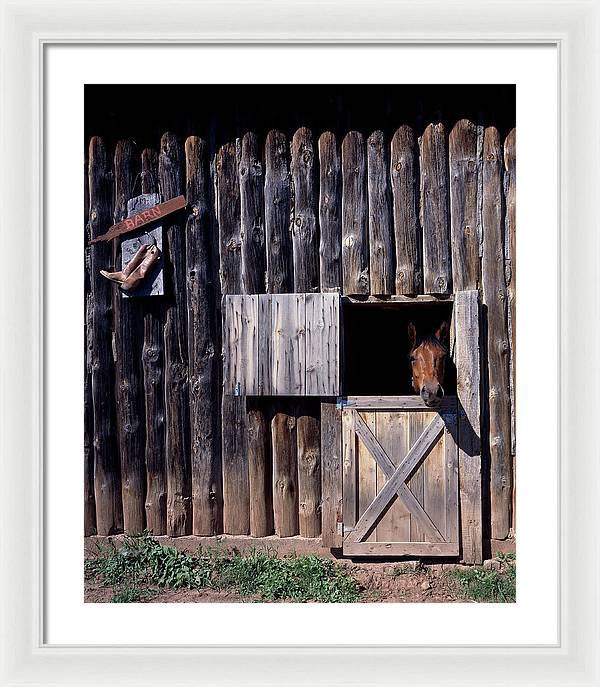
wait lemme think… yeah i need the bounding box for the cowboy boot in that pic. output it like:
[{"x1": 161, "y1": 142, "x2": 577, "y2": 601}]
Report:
[
  {"x1": 100, "y1": 243, "x2": 151, "y2": 284},
  {"x1": 120, "y1": 244, "x2": 162, "y2": 292}
]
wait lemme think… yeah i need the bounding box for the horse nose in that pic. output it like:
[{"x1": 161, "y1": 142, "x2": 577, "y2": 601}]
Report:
[{"x1": 421, "y1": 384, "x2": 443, "y2": 406}]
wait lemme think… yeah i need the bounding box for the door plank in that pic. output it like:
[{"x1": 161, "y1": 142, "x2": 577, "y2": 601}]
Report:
[
  {"x1": 271, "y1": 294, "x2": 306, "y2": 395},
  {"x1": 344, "y1": 541, "x2": 459, "y2": 557},
  {"x1": 342, "y1": 409, "x2": 357, "y2": 530},
  {"x1": 357, "y1": 412, "x2": 377, "y2": 542},
  {"x1": 305, "y1": 293, "x2": 339, "y2": 395}
]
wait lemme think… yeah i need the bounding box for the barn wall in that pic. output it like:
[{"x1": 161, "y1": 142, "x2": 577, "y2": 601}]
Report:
[{"x1": 85, "y1": 121, "x2": 516, "y2": 549}]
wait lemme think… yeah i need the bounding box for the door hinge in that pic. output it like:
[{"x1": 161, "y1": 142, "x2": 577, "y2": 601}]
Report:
[{"x1": 336, "y1": 397, "x2": 347, "y2": 410}]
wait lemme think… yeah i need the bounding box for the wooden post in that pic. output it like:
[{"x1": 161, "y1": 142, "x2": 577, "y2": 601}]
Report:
[
  {"x1": 391, "y1": 126, "x2": 422, "y2": 295},
  {"x1": 84, "y1": 155, "x2": 96, "y2": 537},
  {"x1": 367, "y1": 130, "x2": 394, "y2": 295},
  {"x1": 482, "y1": 127, "x2": 513, "y2": 541},
  {"x1": 291, "y1": 128, "x2": 319, "y2": 293},
  {"x1": 140, "y1": 147, "x2": 167, "y2": 535},
  {"x1": 320, "y1": 400, "x2": 342, "y2": 547},
  {"x1": 88, "y1": 137, "x2": 123, "y2": 535},
  {"x1": 420, "y1": 123, "x2": 452, "y2": 294},
  {"x1": 114, "y1": 140, "x2": 146, "y2": 534},
  {"x1": 453, "y1": 290, "x2": 483, "y2": 564},
  {"x1": 342, "y1": 131, "x2": 369, "y2": 295},
  {"x1": 297, "y1": 400, "x2": 321, "y2": 538},
  {"x1": 265, "y1": 130, "x2": 292, "y2": 294},
  {"x1": 159, "y1": 132, "x2": 192, "y2": 536},
  {"x1": 272, "y1": 401, "x2": 299, "y2": 537},
  {"x1": 185, "y1": 136, "x2": 222, "y2": 535},
  {"x1": 217, "y1": 141, "x2": 249, "y2": 534},
  {"x1": 247, "y1": 397, "x2": 273, "y2": 537},
  {"x1": 318, "y1": 132, "x2": 342, "y2": 292},
  {"x1": 449, "y1": 120, "x2": 483, "y2": 291}
]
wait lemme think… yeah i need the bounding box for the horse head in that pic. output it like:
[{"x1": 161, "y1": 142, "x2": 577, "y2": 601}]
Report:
[{"x1": 408, "y1": 321, "x2": 449, "y2": 408}]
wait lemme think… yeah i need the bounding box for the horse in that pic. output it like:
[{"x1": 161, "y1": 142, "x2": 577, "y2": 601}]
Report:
[{"x1": 408, "y1": 320, "x2": 449, "y2": 408}]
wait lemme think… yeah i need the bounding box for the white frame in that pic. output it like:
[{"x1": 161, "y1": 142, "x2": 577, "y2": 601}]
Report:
[{"x1": 1, "y1": 1, "x2": 598, "y2": 685}]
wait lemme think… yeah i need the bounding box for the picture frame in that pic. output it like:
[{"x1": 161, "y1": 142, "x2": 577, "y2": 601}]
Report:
[{"x1": 1, "y1": 0, "x2": 597, "y2": 685}]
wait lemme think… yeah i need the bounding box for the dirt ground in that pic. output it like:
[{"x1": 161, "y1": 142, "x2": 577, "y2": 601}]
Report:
[{"x1": 84, "y1": 561, "x2": 468, "y2": 603}]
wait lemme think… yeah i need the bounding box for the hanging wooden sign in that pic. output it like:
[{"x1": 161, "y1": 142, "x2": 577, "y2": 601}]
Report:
[{"x1": 89, "y1": 194, "x2": 186, "y2": 244}]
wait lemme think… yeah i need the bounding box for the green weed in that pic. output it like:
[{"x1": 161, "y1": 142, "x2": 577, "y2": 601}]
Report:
[{"x1": 449, "y1": 556, "x2": 516, "y2": 602}]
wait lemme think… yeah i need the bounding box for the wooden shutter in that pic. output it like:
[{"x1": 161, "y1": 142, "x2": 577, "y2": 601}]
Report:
[{"x1": 223, "y1": 293, "x2": 340, "y2": 396}]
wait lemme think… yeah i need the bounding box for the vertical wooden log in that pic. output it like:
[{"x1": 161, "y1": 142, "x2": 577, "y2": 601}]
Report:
[
  {"x1": 272, "y1": 401, "x2": 299, "y2": 537},
  {"x1": 367, "y1": 130, "x2": 394, "y2": 295},
  {"x1": 186, "y1": 136, "x2": 222, "y2": 535},
  {"x1": 297, "y1": 401, "x2": 321, "y2": 538},
  {"x1": 159, "y1": 132, "x2": 192, "y2": 536},
  {"x1": 114, "y1": 140, "x2": 146, "y2": 534},
  {"x1": 420, "y1": 123, "x2": 452, "y2": 294},
  {"x1": 391, "y1": 126, "x2": 422, "y2": 294},
  {"x1": 449, "y1": 120, "x2": 483, "y2": 291},
  {"x1": 84, "y1": 156, "x2": 96, "y2": 536},
  {"x1": 291, "y1": 128, "x2": 319, "y2": 293},
  {"x1": 341, "y1": 131, "x2": 369, "y2": 295},
  {"x1": 265, "y1": 130, "x2": 292, "y2": 294},
  {"x1": 240, "y1": 132, "x2": 266, "y2": 294},
  {"x1": 504, "y1": 128, "x2": 517, "y2": 532},
  {"x1": 217, "y1": 141, "x2": 249, "y2": 534},
  {"x1": 247, "y1": 397, "x2": 273, "y2": 537},
  {"x1": 482, "y1": 127, "x2": 512, "y2": 540},
  {"x1": 318, "y1": 132, "x2": 342, "y2": 292},
  {"x1": 140, "y1": 147, "x2": 167, "y2": 535},
  {"x1": 453, "y1": 290, "x2": 483, "y2": 564},
  {"x1": 88, "y1": 137, "x2": 123, "y2": 535},
  {"x1": 321, "y1": 400, "x2": 342, "y2": 547}
]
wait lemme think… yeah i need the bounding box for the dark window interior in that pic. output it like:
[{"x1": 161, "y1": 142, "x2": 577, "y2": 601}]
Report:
[{"x1": 342, "y1": 301, "x2": 457, "y2": 397}]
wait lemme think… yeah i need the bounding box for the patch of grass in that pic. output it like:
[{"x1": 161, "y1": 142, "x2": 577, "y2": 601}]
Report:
[
  {"x1": 449, "y1": 556, "x2": 516, "y2": 603},
  {"x1": 85, "y1": 532, "x2": 360, "y2": 603}
]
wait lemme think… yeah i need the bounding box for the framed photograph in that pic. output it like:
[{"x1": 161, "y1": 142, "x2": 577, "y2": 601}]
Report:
[{"x1": 1, "y1": 1, "x2": 598, "y2": 685}]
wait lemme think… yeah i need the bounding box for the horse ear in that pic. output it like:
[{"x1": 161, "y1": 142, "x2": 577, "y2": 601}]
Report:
[
  {"x1": 435, "y1": 321, "x2": 449, "y2": 344},
  {"x1": 408, "y1": 322, "x2": 417, "y2": 348}
]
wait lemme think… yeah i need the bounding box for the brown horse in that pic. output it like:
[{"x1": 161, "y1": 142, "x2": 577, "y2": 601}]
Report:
[{"x1": 408, "y1": 321, "x2": 449, "y2": 408}]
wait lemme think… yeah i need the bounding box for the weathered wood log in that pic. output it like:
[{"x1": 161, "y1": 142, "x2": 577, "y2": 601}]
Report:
[
  {"x1": 481, "y1": 127, "x2": 512, "y2": 540},
  {"x1": 216, "y1": 142, "x2": 242, "y2": 295},
  {"x1": 84, "y1": 155, "x2": 96, "y2": 536},
  {"x1": 221, "y1": 395, "x2": 249, "y2": 533},
  {"x1": 185, "y1": 136, "x2": 222, "y2": 535},
  {"x1": 341, "y1": 131, "x2": 369, "y2": 295},
  {"x1": 272, "y1": 401, "x2": 299, "y2": 537},
  {"x1": 391, "y1": 126, "x2": 422, "y2": 294},
  {"x1": 291, "y1": 128, "x2": 319, "y2": 293},
  {"x1": 140, "y1": 147, "x2": 167, "y2": 535},
  {"x1": 367, "y1": 130, "x2": 394, "y2": 295},
  {"x1": 88, "y1": 136, "x2": 123, "y2": 535},
  {"x1": 159, "y1": 132, "x2": 192, "y2": 536},
  {"x1": 297, "y1": 402, "x2": 321, "y2": 537},
  {"x1": 247, "y1": 397, "x2": 273, "y2": 537},
  {"x1": 420, "y1": 123, "x2": 452, "y2": 294},
  {"x1": 320, "y1": 400, "x2": 342, "y2": 547},
  {"x1": 114, "y1": 140, "x2": 146, "y2": 534},
  {"x1": 449, "y1": 120, "x2": 483, "y2": 291},
  {"x1": 503, "y1": 129, "x2": 516, "y2": 460},
  {"x1": 265, "y1": 130, "x2": 292, "y2": 294},
  {"x1": 318, "y1": 132, "x2": 342, "y2": 292},
  {"x1": 240, "y1": 132, "x2": 266, "y2": 294}
]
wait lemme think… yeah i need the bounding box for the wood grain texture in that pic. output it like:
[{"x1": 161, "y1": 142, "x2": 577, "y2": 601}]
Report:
[
  {"x1": 240, "y1": 132, "x2": 266, "y2": 294},
  {"x1": 88, "y1": 137, "x2": 123, "y2": 535},
  {"x1": 272, "y1": 294, "x2": 306, "y2": 395},
  {"x1": 449, "y1": 119, "x2": 483, "y2": 291},
  {"x1": 482, "y1": 127, "x2": 512, "y2": 540},
  {"x1": 342, "y1": 408, "x2": 357, "y2": 531},
  {"x1": 391, "y1": 126, "x2": 422, "y2": 294},
  {"x1": 291, "y1": 128, "x2": 319, "y2": 292},
  {"x1": 247, "y1": 397, "x2": 273, "y2": 537},
  {"x1": 320, "y1": 401, "x2": 342, "y2": 547},
  {"x1": 140, "y1": 148, "x2": 167, "y2": 535},
  {"x1": 272, "y1": 401, "x2": 299, "y2": 537},
  {"x1": 305, "y1": 293, "x2": 339, "y2": 396},
  {"x1": 420, "y1": 123, "x2": 452, "y2": 294},
  {"x1": 114, "y1": 140, "x2": 146, "y2": 534},
  {"x1": 221, "y1": 395, "x2": 249, "y2": 534},
  {"x1": 357, "y1": 412, "x2": 377, "y2": 542},
  {"x1": 297, "y1": 402, "x2": 321, "y2": 537},
  {"x1": 159, "y1": 132, "x2": 192, "y2": 536},
  {"x1": 216, "y1": 142, "x2": 242, "y2": 295},
  {"x1": 185, "y1": 136, "x2": 222, "y2": 535},
  {"x1": 453, "y1": 290, "x2": 483, "y2": 563},
  {"x1": 367, "y1": 131, "x2": 394, "y2": 295},
  {"x1": 264, "y1": 130, "x2": 292, "y2": 294},
  {"x1": 341, "y1": 131, "x2": 370, "y2": 295},
  {"x1": 318, "y1": 132, "x2": 342, "y2": 292}
]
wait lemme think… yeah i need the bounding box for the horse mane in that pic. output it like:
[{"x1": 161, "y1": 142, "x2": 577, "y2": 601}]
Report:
[{"x1": 411, "y1": 334, "x2": 448, "y2": 354}]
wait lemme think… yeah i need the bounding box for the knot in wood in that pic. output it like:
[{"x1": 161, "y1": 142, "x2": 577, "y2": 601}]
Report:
[
  {"x1": 295, "y1": 217, "x2": 302, "y2": 226},
  {"x1": 464, "y1": 224, "x2": 472, "y2": 236},
  {"x1": 395, "y1": 162, "x2": 402, "y2": 172},
  {"x1": 343, "y1": 236, "x2": 355, "y2": 248},
  {"x1": 486, "y1": 153, "x2": 496, "y2": 162},
  {"x1": 437, "y1": 277, "x2": 447, "y2": 289}
]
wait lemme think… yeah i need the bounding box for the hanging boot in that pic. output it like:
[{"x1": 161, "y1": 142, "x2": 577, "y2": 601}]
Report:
[
  {"x1": 100, "y1": 243, "x2": 151, "y2": 284},
  {"x1": 120, "y1": 244, "x2": 162, "y2": 292}
]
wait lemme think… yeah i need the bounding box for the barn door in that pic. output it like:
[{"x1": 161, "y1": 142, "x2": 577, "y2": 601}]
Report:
[
  {"x1": 341, "y1": 397, "x2": 459, "y2": 556},
  {"x1": 223, "y1": 293, "x2": 340, "y2": 396}
]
